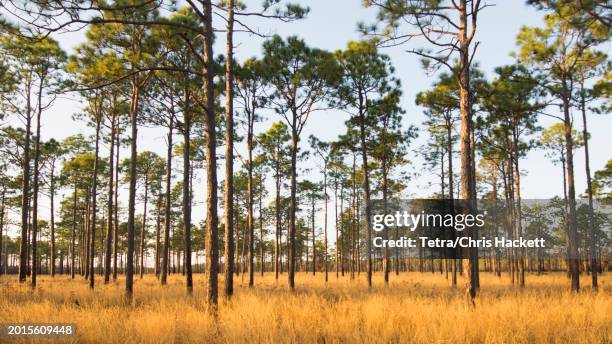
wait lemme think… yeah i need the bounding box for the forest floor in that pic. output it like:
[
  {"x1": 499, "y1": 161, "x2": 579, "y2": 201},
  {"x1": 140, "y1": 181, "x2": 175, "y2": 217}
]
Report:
[{"x1": 0, "y1": 272, "x2": 610, "y2": 343}]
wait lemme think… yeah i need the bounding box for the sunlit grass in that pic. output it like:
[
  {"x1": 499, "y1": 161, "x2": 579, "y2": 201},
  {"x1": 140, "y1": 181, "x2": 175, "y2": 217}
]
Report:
[{"x1": 0, "y1": 271, "x2": 610, "y2": 343}]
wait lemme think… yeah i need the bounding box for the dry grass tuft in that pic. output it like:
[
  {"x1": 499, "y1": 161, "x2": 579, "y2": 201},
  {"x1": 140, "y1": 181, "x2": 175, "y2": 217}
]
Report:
[{"x1": 0, "y1": 272, "x2": 610, "y2": 343}]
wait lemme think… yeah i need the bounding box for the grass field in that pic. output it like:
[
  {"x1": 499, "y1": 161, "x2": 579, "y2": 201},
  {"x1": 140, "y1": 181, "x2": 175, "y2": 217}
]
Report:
[{"x1": 0, "y1": 272, "x2": 610, "y2": 343}]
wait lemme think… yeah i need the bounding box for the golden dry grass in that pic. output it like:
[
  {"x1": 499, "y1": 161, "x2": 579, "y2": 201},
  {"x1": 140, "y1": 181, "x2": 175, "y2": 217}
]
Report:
[{"x1": 0, "y1": 272, "x2": 610, "y2": 344}]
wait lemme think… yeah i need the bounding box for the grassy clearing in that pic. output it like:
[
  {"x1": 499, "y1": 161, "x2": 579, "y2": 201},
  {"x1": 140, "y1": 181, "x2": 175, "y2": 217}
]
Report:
[{"x1": 0, "y1": 272, "x2": 610, "y2": 343}]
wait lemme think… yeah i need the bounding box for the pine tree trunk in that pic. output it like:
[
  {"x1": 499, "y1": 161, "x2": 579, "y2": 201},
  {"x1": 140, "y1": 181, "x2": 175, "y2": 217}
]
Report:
[
  {"x1": 288, "y1": 123, "x2": 298, "y2": 289},
  {"x1": 113, "y1": 129, "x2": 120, "y2": 280},
  {"x1": 203, "y1": 0, "x2": 219, "y2": 306},
  {"x1": 161, "y1": 116, "x2": 173, "y2": 285},
  {"x1": 140, "y1": 177, "x2": 148, "y2": 279},
  {"x1": 104, "y1": 112, "x2": 116, "y2": 283},
  {"x1": 223, "y1": 0, "x2": 235, "y2": 297},
  {"x1": 50, "y1": 162, "x2": 56, "y2": 277},
  {"x1": 90, "y1": 113, "x2": 102, "y2": 289},
  {"x1": 31, "y1": 83, "x2": 45, "y2": 288},
  {"x1": 126, "y1": 79, "x2": 140, "y2": 298},
  {"x1": 18, "y1": 82, "x2": 32, "y2": 284},
  {"x1": 183, "y1": 86, "x2": 193, "y2": 293},
  {"x1": 580, "y1": 81, "x2": 598, "y2": 289},
  {"x1": 71, "y1": 184, "x2": 77, "y2": 279},
  {"x1": 562, "y1": 87, "x2": 580, "y2": 291}
]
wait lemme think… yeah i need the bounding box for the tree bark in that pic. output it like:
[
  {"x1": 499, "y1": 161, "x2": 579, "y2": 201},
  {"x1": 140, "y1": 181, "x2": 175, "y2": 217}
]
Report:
[
  {"x1": 90, "y1": 112, "x2": 102, "y2": 289},
  {"x1": 161, "y1": 115, "x2": 173, "y2": 285},
  {"x1": 139, "y1": 176, "x2": 148, "y2": 279},
  {"x1": 183, "y1": 86, "x2": 193, "y2": 293},
  {"x1": 105, "y1": 112, "x2": 116, "y2": 283},
  {"x1": 126, "y1": 79, "x2": 140, "y2": 297},
  {"x1": 203, "y1": 0, "x2": 219, "y2": 306},
  {"x1": 562, "y1": 85, "x2": 580, "y2": 291},
  {"x1": 223, "y1": 0, "x2": 235, "y2": 297},
  {"x1": 580, "y1": 81, "x2": 597, "y2": 289},
  {"x1": 31, "y1": 79, "x2": 45, "y2": 288}
]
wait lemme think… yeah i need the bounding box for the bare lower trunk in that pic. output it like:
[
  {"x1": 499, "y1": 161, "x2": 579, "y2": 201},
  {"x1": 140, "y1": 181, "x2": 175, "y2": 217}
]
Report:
[
  {"x1": 126, "y1": 80, "x2": 140, "y2": 297},
  {"x1": 223, "y1": 0, "x2": 235, "y2": 297},
  {"x1": 562, "y1": 91, "x2": 579, "y2": 291},
  {"x1": 161, "y1": 117, "x2": 173, "y2": 285},
  {"x1": 288, "y1": 125, "x2": 298, "y2": 289},
  {"x1": 104, "y1": 113, "x2": 116, "y2": 283},
  {"x1": 90, "y1": 115, "x2": 102, "y2": 289},
  {"x1": 203, "y1": 0, "x2": 219, "y2": 306},
  {"x1": 580, "y1": 81, "x2": 597, "y2": 289}
]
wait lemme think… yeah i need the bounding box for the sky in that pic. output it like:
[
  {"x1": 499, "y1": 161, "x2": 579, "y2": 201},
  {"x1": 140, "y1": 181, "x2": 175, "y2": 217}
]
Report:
[{"x1": 4, "y1": 0, "x2": 611, "y2": 240}]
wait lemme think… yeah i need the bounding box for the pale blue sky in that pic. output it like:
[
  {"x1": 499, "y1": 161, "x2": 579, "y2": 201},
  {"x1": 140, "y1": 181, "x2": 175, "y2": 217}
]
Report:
[{"x1": 12, "y1": 0, "x2": 612, "y2": 231}]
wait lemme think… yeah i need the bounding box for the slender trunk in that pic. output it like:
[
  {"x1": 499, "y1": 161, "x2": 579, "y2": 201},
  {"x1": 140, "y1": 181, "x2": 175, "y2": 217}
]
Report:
[
  {"x1": 140, "y1": 177, "x2": 148, "y2": 279},
  {"x1": 71, "y1": 184, "x2": 77, "y2": 279},
  {"x1": 288, "y1": 124, "x2": 298, "y2": 289},
  {"x1": 18, "y1": 81, "x2": 32, "y2": 284},
  {"x1": 323, "y1": 165, "x2": 328, "y2": 282},
  {"x1": 161, "y1": 115, "x2": 173, "y2": 285},
  {"x1": 274, "y1": 158, "x2": 281, "y2": 280},
  {"x1": 90, "y1": 113, "x2": 102, "y2": 289},
  {"x1": 580, "y1": 81, "x2": 597, "y2": 289},
  {"x1": 513, "y1": 126, "x2": 525, "y2": 287},
  {"x1": 358, "y1": 99, "x2": 372, "y2": 287},
  {"x1": 246, "y1": 80, "x2": 257, "y2": 285},
  {"x1": 50, "y1": 161, "x2": 56, "y2": 277},
  {"x1": 447, "y1": 115, "x2": 457, "y2": 287},
  {"x1": 203, "y1": 0, "x2": 219, "y2": 306},
  {"x1": 0, "y1": 190, "x2": 5, "y2": 275},
  {"x1": 154, "y1": 191, "x2": 162, "y2": 278},
  {"x1": 223, "y1": 0, "x2": 235, "y2": 297},
  {"x1": 105, "y1": 113, "x2": 116, "y2": 283},
  {"x1": 259, "y1": 174, "x2": 264, "y2": 276},
  {"x1": 382, "y1": 163, "x2": 389, "y2": 284},
  {"x1": 562, "y1": 88, "x2": 580, "y2": 291},
  {"x1": 31, "y1": 80, "x2": 45, "y2": 288},
  {"x1": 126, "y1": 79, "x2": 140, "y2": 297},
  {"x1": 113, "y1": 129, "x2": 120, "y2": 280},
  {"x1": 334, "y1": 180, "x2": 339, "y2": 278},
  {"x1": 311, "y1": 194, "x2": 316, "y2": 276},
  {"x1": 247, "y1": 122, "x2": 255, "y2": 287},
  {"x1": 183, "y1": 86, "x2": 193, "y2": 293}
]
